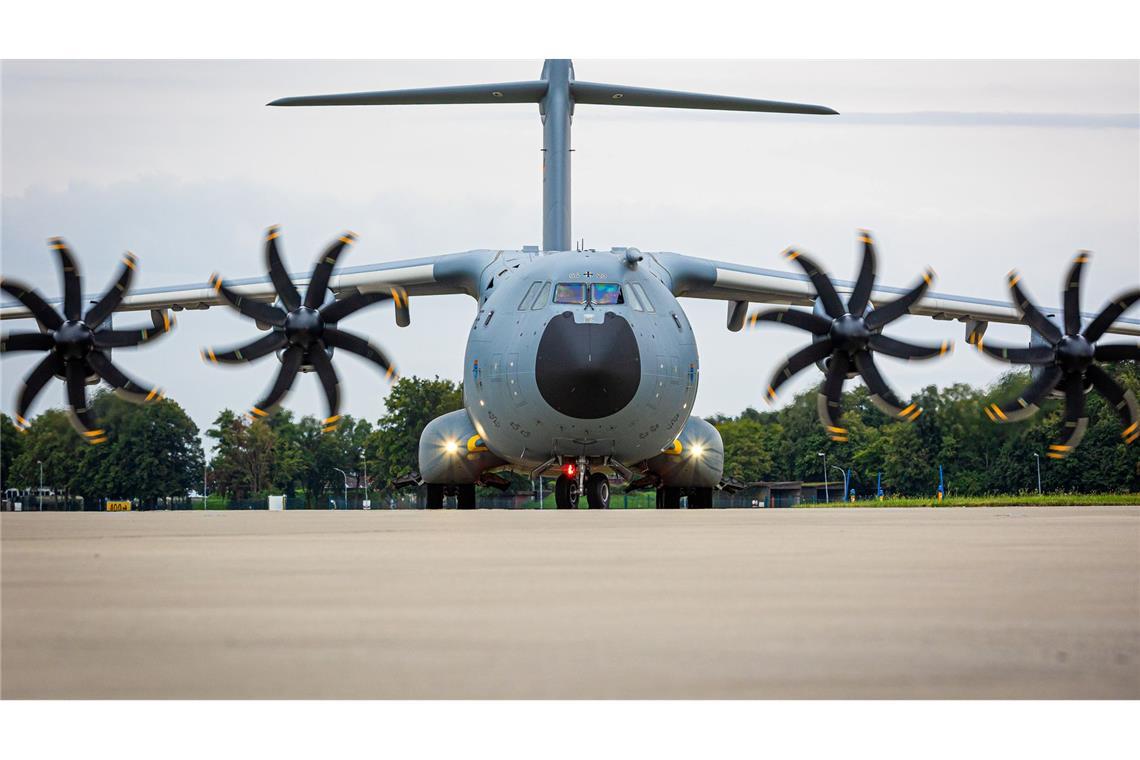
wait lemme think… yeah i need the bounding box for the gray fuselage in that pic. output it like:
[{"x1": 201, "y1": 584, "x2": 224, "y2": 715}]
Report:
[{"x1": 462, "y1": 248, "x2": 699, "y2": 470}]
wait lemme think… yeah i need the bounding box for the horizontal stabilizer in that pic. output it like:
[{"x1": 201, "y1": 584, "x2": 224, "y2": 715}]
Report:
[
  {"x1": 268, "y1": 80, "x2": 548, "y2": 107},
  {"x1": 570, "y1": 80, "x2": 838, "y2": 115}
]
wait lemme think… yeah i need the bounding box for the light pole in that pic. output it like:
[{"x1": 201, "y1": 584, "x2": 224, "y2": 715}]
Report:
[
  {"x1": 1033, "y1": 453, "x2": 1042, "y2": 494},
  {"x1": 333, "y1": 467, "x2": 349, "y2": 510},
  {"x1": 203, "y1": 461, "x2": 208, "y2": 511},
  {"x1": 817, "y1": 451, "x2": 828, "y2": 502},
  {"x1": 37, "y1": 460, "x2": 43, "y2": 511},
  {"x1": 831, "y1": 465, "x2": 848, "y2": 499},
  {"x1": 360, "y1": 453, "x2": 369, "y2": 504}
]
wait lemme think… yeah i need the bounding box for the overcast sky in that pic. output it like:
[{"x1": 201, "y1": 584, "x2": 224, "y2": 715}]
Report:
[{"x1": 2, "y1": 60, "x2": 1138, "y2": 443}]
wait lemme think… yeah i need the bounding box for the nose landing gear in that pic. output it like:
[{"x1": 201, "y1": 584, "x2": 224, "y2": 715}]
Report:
[{"x1": 554, "y1": 463, "x2": 611, "y2": 509}]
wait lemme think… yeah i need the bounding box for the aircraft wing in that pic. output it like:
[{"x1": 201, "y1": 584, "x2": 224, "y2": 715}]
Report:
[
  {"x1": 651, "y1": 252, "x2": 1140, "y2": 337},
  {"x1": 1, "y1": 250, "x2": 498, "y2": 322}
]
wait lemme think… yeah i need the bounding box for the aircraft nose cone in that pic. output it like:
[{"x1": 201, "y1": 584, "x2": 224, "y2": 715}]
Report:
[{"x1": 536, "y1": 311, "x2": 641, "y2": 419}]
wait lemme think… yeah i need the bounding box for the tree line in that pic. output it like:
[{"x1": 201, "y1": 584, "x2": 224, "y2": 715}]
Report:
[
  {"x1": 711, "y1": 363, "x2": 1140, "y2": 496},
  {"x1": 3, "y1": 365, "x2": 1138, "y2": 504}
]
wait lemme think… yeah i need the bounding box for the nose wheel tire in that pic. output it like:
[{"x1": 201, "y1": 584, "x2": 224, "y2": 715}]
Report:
[
  {"x1": 555, "y1": 474, "x2": 580, "y2": 509},
  {"x1": 585, "y1": 473, "x2": 610, "y2": 509},
  {"x1": 457, "y1": 484, "x2": 477, "y2": 510},
  {"x1": 425, "y1": 484, "x2": 444, "y2": 510}
]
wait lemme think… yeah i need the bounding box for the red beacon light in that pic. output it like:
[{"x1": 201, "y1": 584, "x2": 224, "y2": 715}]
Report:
[{"x1": 562, "y1": 462, "x2": 576, "y2": 477}]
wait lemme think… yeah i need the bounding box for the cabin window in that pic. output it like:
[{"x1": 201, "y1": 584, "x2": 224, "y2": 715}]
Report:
[
  {"x1": 518, "y1": 281, "x2": 542, "y2": 310},
  {"x1": 630, "y1": 283, "x2": 655, "y2": 312},
  {"x1": 591, "y1": 283, "x2": 623, "y2": 305},
  {"x1": 554, "y1": 282, "x2": 588, "y2": 305},
  {"x1": 531, "y1": 282, "x2": 551, "y2": 309}
]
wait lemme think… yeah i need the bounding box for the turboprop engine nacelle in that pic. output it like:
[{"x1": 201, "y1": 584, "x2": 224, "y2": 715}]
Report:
[
  {"x1": 643, "y1": 416, "x2": 724, "y2": 488},
  {"x1": 419, "y1": 409, "x2": 506, "y2": 485}
]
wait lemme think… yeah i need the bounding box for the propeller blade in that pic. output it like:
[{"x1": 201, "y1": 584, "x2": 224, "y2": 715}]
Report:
[
  {"x1": 201, "y1": 331, "x2": 287, "y2": 364},
  {"x1": 0, "y1": 277, "x2": 63, "y2": 330},
  {"x1": 846, "y1": 231, "x2": 877, "y2": 316},
  {"x1": 210, "y1": 274, "x2": 287, "y2": 327},
  {"x1": 1084, "y1": 288, "x2": 1140, "y2": 342},
  {"x1": 783, "y1": 248, "x2": 845, "y2": 318},
  {"x1": 248, "y1": 345, "x2": 303, "y2": 418},
  {"x1": 764, "y1": 339, "x2": 834, "y2": 402},
  {"x1": 982, "y1": 365, "x2": 1063, "y2": 423},
  {"x1": 306, "y1": 343, "x2": 342, "y2": 432},
  {"x1": 305, "y1": 232, "x2": 356, "y2": 309},
  {"x1": 1045, "y1": 373, "x2": 1088, "y2": 459},
  {"x1": 745, "y1": 308, "x2": 832, "y2": 335},
  {"x1": 65, "y1": 360, "x2": 107, "y2": 443},
  {"x1": 864, "y1": 269, "x2": 935, "y2": 330},
  {"x1": 1062, "y1": 251, "x2": 1088, "y2": 336},
  {"x1": 1094, "y1": 342, "x2": 1140, "y2": 362},
  {"x1": 84, "y1": 252, "x2": 137, "y2": 329},
  {"x1": 1007, "y1": 271, "x2": 1062, "y2": 345},
  {"x1": 49, "y1": 238, "x2": 83, "y2": 321},
  {"x1": 868, "y1": 334, "x2": 951, "y2": 361},
  {"x1": 264, "y1": 226, "x2": 301, "y2": 311},
  {"x1": 86, "y1": 351, "x2": 163, "y2": 402},
  {"x1": 93, "y1": 310, "x2": 176, "y2": 349},
  {"x1": 320, "y1": 289, "x2": 395, "y2": 324},
  {"x1": 322, "y1": 327, "x2": 399, "y2": 380},
  {"x1": 816, "y1": 352, "x2": 849, "y2": 441},
  {"x1": 14, "y1": 353, "x2": 63, "y2": 430},
  {"x1": 854, "y1": 351, "x2": 922, "y2": 421},
  {"x1": 1085, "y1": 364, "x2": 1139, "y2": 445},
  {"x1": 973, "y1": 340, "x2": 1056, "y2": 364},
  {"x1": 1, "y1": 332, "x2": 55, "y2": 353}
]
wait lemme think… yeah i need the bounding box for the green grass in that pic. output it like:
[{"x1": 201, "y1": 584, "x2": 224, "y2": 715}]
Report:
[{"x1": 798, "y1": 493, "x2": 1140, "y2": 508}]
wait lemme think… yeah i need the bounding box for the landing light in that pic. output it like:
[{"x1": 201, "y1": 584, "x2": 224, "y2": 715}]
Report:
[
  {"x1": 690, "y1": 443, "x2": 706, "y2": 459},
  {"x1": 443, "y1": 439, "x2": 459, "y2": 454}
]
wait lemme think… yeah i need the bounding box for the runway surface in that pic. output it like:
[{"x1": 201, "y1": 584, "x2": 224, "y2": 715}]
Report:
[{"x1": 3, "y1": 507, "x2": 1138, "y2": 699}]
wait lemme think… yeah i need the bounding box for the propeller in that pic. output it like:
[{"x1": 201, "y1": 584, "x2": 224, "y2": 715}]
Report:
[
  {"x1": 202, "y1": 227, "x2": 405, "y2": 431},
  {"x1": 974, "y1": 252, "x2": 1140, "y2": 458},
  {"x1": 747, "y1": 231, "x2": 950, "y2": 441},
  {"x1": 0, "y1": 238, "x2": 173, "y2": 441}
]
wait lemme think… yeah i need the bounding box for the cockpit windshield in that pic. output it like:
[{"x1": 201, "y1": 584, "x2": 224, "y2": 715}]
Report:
[
  {"x1": 592, "y1": 283, "x2": 623, "y2": 305},
  {"x1": 553, "y1": 282, "x2": 626, "y2": 306},
  {"x1": 553, "y1": 283, "x2": 587, "y2": 304}
]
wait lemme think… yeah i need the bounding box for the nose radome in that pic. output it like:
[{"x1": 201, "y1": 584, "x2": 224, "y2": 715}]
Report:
[{"x1": 536, "y1": 311, "x2": 641, "y2": 419}]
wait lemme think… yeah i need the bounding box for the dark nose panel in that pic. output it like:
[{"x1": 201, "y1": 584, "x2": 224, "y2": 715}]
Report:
[{"x1": 536, "y1": 311, "x2": 641, "y2": 419}]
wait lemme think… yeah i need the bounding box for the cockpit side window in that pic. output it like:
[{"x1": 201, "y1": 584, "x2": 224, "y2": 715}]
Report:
[
  {"x1": 518, "y1": 281, "x2": 543, "y2": 310},
  {"x1": 554, "y1": 283, "x2": 587, "y2": 305},
  {"x1": 531, "y1": 282, "x2": 551, "y2": 309},
  {"x1": 591, "y1": 283, "x2": 623, "y2": 305},
  {"x1": 625, "y1": 285, "x2": 644, "y2": 311},
  {"x1": 630, "y1": 283, "x2": 655, "y2": 312}
]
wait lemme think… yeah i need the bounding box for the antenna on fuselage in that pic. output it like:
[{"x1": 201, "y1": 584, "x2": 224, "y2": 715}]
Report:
[{"x1": 268, "y1": 60, "x2": 838, "y2": 254}]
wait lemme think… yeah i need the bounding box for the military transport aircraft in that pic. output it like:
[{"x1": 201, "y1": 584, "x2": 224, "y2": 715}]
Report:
[{"x1": 3, "y1": 60, "x2": 1139, "y2": 509}]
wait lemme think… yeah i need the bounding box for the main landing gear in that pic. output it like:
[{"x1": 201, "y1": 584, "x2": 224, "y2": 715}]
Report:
[
  {"x1": 425, "y1": 483, "x2": 477, "y2": 509},
  {"x1": 656, "y1": 486, "x2": 714, "y2": 509}
]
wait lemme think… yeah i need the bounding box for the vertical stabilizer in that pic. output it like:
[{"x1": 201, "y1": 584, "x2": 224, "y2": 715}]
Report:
[{"x1": 269, "y1": 60, "x2": 837, "y2": 254}]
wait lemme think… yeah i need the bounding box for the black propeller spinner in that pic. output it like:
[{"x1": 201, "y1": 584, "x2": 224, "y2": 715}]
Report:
[
  {"x1": 748, "y1": 231, "x2": 950, "y2": 441},
  {"x1": 202, "y1": 226, "x2": 407, "y2": 431},
  {"x1": 0, "y1": 238, "x2": 173, "y2": 442},
  {"x1": 974, "y1": 252, "x2": 1140, "y2": 458}
]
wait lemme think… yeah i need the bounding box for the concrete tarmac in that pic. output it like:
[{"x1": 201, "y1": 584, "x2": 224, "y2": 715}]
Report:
[{"x1": 2, "y1": 507, "x2": 1138, "y2": 699}]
